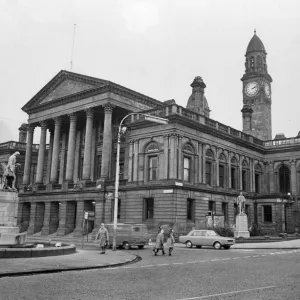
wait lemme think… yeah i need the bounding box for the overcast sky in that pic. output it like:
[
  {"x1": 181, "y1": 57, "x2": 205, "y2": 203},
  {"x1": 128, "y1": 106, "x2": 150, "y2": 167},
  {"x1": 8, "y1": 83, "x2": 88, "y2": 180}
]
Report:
[{"x1": 1, "y1": 0, "x2": 300, "y2": 144}]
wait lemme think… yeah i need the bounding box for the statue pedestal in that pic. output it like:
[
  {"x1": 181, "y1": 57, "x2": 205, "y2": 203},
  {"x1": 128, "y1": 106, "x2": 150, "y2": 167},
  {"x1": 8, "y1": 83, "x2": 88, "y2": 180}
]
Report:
[
  {"x1": 0, "y1": 191, "x2": 27, "y2": 245},
  {"x1": 234, "y1": 214, "x2": 250, "y2": 238}
]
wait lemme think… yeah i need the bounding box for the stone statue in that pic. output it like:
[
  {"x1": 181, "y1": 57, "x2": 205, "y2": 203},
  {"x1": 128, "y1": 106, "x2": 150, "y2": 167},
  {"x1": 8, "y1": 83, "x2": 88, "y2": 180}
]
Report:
[
  {"x1": 236, "y1": 192, "x2": 246, "y2": 215},
  {"x1": 1, "y1": 151, "x2": 20, "y2": 191}
]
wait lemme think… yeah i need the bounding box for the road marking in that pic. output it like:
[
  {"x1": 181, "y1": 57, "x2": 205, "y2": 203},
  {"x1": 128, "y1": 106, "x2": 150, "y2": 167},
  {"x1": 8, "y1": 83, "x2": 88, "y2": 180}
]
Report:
[
  {"x1": 173, "y1": 262, "x2": 184, "y2": 265},
  {"x1": 243, "y1": 256, "x2": 251, "y2": 258},
  {"x1": 157, "y1": 264, "x2": 169, "y2": 266},
  {"x1": 252, "y1": 255, "x2": 259, "y2": 257},
  {"x1": 211, "y1": 259, "x2": 220, "y2": 261},
  {"x1": 186, "y1": 261, "x2": 196, "y2": 264},
  {"x1": 221, "y1": 258, "x2": 230, "y2": 260},
  {"x1": 175, "y1": 285, "x2": 276, "y2": 300},
  {"x1": 141, "y1": 265, "x2": 153, "y2": 268},
  {"x1": 232, "y1": 257, "x2": 240, "y2": 259}
]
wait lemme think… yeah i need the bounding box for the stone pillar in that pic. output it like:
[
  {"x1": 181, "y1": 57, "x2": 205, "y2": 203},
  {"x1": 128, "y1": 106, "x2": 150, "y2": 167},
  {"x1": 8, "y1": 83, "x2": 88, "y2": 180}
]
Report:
[
  {"x1": 82, "y1": 108, "x2": 94, "y2": 180},
  {"x1": 73, "y1": 129, "x2": 81, "y2": 182},
  {"x1": 101, "y1": 103, "x2": 114, "y2": 178},
  {"x1": 133, "y1": 140, "x2": 139, "y2": 182},
  {"x1": 41, "y1": 202, "x2": 51, "y2": 235},
  {"x1": 198, "y1": 142, "x2": 203, "y2": 183},
  {"x1": 269, "y1": 161, "x2": 275, "y2": 193},
  {"x1": 65, "y1": 113, "x2": 77, "y2": 182},
  {"x1": 169, "y1": 133, "x2": 177, "y2": 179},
  {"x1": 27, "y1": 202, "x2": 37, "y2": 235},
  {"x1": 91, "y1": 198, "x2": 105, "y2": 237},
  {"x1": 239, "y1": 157, "x2": 243, "y2": 190},
  {"x1": 50, "y1": 117, "x2": 62, "y2": 183},
  {"x1": 178, "y1": 136, "x2": 183, "y2": 180},
  {"x1": 73, "y1": 200, "x2": 84, "y2": 237},
  {"x1": 59, "y1": 132, "x2": 67, "y2": 184},
  {"x1": 127, "y1": 140, "x2": 134, "y2": 182},
  {"x1": 90, "y1": 127, "x2": 96, "y2": 181},
  {"x1": 57, "y1": 201, "x2": 67, "y2": 236},
  {"x1": 202, "y1": 145, "x2": 206, "y2": 184},
  {"x1": 35, "y1": 121, "x2": 48, "y2": 184},
  {"x1": 163, "y1": 135, "x2": 169, "y2": 179},
  {"x1": 45, "y1": 129, "x2": 54, "y2": 184},
  {"x1": 290, "y1": 159, "x2": 297, "y2": 196},
  {"x1": 228, "y1": 153, "x2": 232, "y2": 188},
  {"x1": 23, "y1": 125, "x2": 35, "y2": 185}
]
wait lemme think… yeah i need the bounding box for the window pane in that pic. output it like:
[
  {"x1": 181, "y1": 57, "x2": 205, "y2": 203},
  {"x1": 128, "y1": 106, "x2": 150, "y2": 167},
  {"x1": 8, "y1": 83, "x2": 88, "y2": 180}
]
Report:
[
  {"x1": 187, "y1": 198, "x2": 195, "y2": 221},
  {"x1": 149, "y1": 157, "x2": 158, "y2": 181},
  {"x1": 206, "y1": 162, "x2": 211, "y2": 185},
  {"x1": 145, "y1": 198, "x2": 154, "y2": 219},
  {"x1": 184, "y1": 157, "x2": 190, "y2": 181},
  {"x1": 264, "y1": 206, "x2": 272, "y2": 222},
  {"x1": 219, "y1": 165, "x2": 224, "y2": 188}
]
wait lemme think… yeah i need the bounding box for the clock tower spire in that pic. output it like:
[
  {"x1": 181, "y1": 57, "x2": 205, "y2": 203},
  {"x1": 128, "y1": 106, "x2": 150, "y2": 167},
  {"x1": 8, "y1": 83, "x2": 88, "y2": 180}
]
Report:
[{"x1": 241, "y1": 30, "x2": 273, "y2": 140}]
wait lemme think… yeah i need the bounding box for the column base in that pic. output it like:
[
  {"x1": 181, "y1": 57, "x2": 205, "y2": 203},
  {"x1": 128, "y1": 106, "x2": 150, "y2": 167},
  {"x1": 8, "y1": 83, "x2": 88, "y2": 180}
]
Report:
[
  {"x1": 73, "y1": 227, "x2": 83, "y2": 238},
  {"x1": 234, "y1": 231, "x2": 250, "y2": 238},
  {"x1": 57, "y1": 227, "x2": 68, "y2": 236},
  {"x1": 41, "y1": 227, "x2": 50, "y2": 236},
  {"x1": 27, "y1": 226, "x2": 35, "y2": 235}
]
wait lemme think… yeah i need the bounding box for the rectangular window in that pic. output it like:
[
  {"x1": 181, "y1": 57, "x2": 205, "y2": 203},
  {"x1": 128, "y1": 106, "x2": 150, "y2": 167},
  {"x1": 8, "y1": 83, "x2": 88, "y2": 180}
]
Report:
[
  {"x1": 242, "y1": 170, "x2": 247, "y2": 191},
  {"x1": 208, "y1": 200, "x2": 215, "y2": 214},
  {"x1": 255, "y1": 173, "x2": 260, "y2": 193},
  {"x1": 144, "y1": 198, "x2": 154, "y2": 220},
  {"x1": 263, "y1": 205, "x2": 272, "y2": 223},
  {"x1": 184, "y1": 157, "x2": 191, "y2": 182},
  {"x1": 222, "y1": 202, "x2": 228, "y2": 223},
  {"x1": 219, "y1": 165, "x2": 225, "y2": 188},
  {"x1": 231, "y1": 168, "x2": 236, "y2": 189},
  {"x1": 187, "y1": 198, "x2": 195, "y2": 221},
  {"x1": 111, "y1": 199, "x2": 121, "y2": 220},
  {"x1": 206, "y1": 162, "x2": 212, "y2": 185},
  {"x1": 148, "y1": 156, "x2": 158, "y2": 181}
]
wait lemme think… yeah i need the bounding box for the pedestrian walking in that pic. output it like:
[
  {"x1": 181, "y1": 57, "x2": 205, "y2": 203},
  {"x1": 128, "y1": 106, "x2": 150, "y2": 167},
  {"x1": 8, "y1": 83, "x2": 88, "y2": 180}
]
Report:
[
  {"x1": 166, "y1": 229, "x2": 175, "y2": 256},
  {"x1": 153, "y1": 228, "x2": 165, "y2": 256},
  {"x1": 94, "y1": 223, "x2": 109, "y2": 254}
]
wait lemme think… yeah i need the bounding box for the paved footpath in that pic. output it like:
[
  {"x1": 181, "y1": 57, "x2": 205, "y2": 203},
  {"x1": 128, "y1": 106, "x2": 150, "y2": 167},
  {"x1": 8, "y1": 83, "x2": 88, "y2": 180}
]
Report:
[{"x1": 1, "y1": 237, "x2": 300, "y2": 277}]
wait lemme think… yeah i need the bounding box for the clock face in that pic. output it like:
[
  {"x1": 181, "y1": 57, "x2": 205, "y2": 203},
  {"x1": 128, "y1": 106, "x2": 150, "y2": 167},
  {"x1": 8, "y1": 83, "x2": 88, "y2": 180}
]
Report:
[
  {"x1": 245, "y1": 81, "x2": 259, "y2": 97},
  {"x1": 264, "y1": 82, "x2": 271, "y2": 98}
]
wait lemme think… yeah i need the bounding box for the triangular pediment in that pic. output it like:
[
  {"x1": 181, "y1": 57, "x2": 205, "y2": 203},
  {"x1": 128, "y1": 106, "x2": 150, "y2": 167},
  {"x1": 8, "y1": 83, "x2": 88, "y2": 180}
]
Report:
[
  {"x1": 40, "y1": 79, "x2": 96, "y2": 104},
  {"x1": 22, "y1": 70, "x2": 108, "y2": 112}
]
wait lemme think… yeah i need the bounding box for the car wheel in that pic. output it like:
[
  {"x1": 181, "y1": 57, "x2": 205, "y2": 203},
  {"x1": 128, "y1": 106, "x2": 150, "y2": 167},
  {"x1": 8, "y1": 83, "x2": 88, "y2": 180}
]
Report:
[
  {"x1": 138, "y1": 245, "x2": 144, "y2": 249},
  {"x1": 186, "y1": 241, "x2": 193, "y2": 248},
  {"x1": 223, "y1": 245, "x2": 230, "y2": 250},
  {"x1": 196, "y1": 245, "x2": 202, "y2": 248},
  {"x1": 123, "y1": 242, "x2": 131, "y2": 250},
  {"x1": 213, "y1": 242, "x2": 222, "y2": 250}
]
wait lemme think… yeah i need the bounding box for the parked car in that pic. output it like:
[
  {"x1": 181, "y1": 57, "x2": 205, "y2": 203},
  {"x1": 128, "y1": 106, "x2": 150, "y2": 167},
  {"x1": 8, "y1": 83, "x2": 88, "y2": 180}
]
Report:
[
  {"x1": 179, "y1": 229, "x2": 235, "y2": 250},
  {"x1": 105, "y1": 223, "x2": 149, "y2": 250}
]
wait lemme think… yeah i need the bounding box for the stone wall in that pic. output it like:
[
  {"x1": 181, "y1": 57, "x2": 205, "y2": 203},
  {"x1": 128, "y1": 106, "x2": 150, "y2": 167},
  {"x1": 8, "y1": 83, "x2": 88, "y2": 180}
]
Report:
[{"x1": 0, "y1": 191, "x2": 18, "y2": 227}]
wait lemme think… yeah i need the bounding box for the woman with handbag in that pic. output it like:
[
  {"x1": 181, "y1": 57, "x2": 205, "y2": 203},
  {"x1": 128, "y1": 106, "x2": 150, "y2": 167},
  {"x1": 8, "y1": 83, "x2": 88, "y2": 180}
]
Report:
[{"x1": 95, "y1": 223, "x2": 109, "y2": 254}]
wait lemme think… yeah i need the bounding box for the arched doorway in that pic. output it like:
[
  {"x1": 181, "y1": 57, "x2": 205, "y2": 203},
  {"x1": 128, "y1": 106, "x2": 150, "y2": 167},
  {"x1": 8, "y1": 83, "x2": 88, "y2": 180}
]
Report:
[{"x1": 279, "y1": 165, "x2": 290, "y2": 194}]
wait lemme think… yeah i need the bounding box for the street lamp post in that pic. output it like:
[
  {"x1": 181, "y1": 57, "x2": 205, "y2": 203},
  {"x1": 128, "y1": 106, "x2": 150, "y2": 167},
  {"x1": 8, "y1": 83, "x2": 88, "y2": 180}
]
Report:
[{"x1": 112, "y1": 113, "x2": 169, "y2": 251}]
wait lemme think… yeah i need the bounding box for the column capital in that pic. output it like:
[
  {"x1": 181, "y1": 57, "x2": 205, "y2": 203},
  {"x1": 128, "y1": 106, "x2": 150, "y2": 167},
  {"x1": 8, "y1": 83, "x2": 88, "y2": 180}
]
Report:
[
  {"x1": 129, "y1": 139, "x2": 134, "y2": 144},
  {"x1": 68, "y1": 113, "x2": 78, "y2": 122},
  {"x1": 84, "y1": 108, "x2": 94, "y2": 118},
  {"x1": 163, "y1": 134, "x2": 169, "y2": 139},
  {"x1": 53, "y1": 116, "x2": 62, "y2": 126},
  {"x1": 39, "y1": 120, "x2": 48, "y2": 130},
  {"x1": 289, "y1": 159, "x2": 296, "y2": 165},
  {"x1": 103, "y1": 103, "x2": 115, "y2": 113},
  {"x1": 27, "y1": 124, "x2": 36, "y2": 133}
]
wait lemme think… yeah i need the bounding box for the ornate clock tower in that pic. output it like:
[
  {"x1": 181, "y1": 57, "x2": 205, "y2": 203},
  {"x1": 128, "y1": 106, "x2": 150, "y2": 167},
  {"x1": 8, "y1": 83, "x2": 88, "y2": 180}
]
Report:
[{"x1": 241, "y1": 30, "x2": 273, "y2": 141}]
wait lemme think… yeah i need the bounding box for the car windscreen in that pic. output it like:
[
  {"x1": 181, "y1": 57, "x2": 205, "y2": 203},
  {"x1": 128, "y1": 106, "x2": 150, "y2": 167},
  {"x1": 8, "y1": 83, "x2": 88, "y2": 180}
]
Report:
[{"x1": 207, "y1": 231, "x2": 218, "y2": 236}]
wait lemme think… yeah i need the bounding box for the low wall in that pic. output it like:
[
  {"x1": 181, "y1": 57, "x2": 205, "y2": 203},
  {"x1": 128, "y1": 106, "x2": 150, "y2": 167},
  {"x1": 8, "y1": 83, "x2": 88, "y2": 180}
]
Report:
[{"x1": 0, "y1": 243, "x2": 76, "y2": 258}]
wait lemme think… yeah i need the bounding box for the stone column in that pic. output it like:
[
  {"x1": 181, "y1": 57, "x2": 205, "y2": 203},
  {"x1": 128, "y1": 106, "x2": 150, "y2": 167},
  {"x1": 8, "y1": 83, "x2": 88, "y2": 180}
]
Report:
[
  {"x1": 73, "y1": 200, "x2": 85, "y2": 237},
  {"x1": 59, "y1": 132, "x2": 67, "y2": 184},
  {"x1": 41, "y1": 202, "x2": 51, "y2": 235},
  {"x1": 91, "y1": 196, "x2": 105, "y2": 237},
  {"x1": 202, "y1": 145, "x2": 207, "y2": 184},
  {"x1": 90, "y1": 127, "x2": 96, "y2": 181},
  {"x1": 127, "y1": 140, "x2": 134, "y2": 182},
  {"x1": 23, "y1": 125, "x2": 35, "y2": 185},
  {"x1": 169, "y1": 133, "x2": 177, "y2": 179},
  {"x1": 45, "y1": 129, "x2": 54, "y2": 184},
  {"x1": 101, "y1": 103, "x2": 115, "y2": 178},
  {"x1": 27, "y1": 202, "x2": 37, "y2": 235},
  {"x1": 269, "y1": 161, "x2": 275, "y2": 193},
  {"x1": 290, "y1": 159, "x2": 297, "y2": 196},
  {"x1": 198, "y1": 142, "x2": 203, "y2": 183},
  {"x1": 35, "y1": 121, "x2": 48, "y2": 184},
  {"x1": 239, "y1": 157, "x2": 243, "y2": 190},
  {"x1": 73, "y1": 129, "x2": 81, "y2": 182},
  {"x1": 82, "y1": 108, "x2": 94, "y2": 180},
  {"x1": 65, "y1": 113, "x2": 77, "y2": 182},
  {"x1": 178, "y1": 136, "x2": 183, "y2": 180},
  {"x1": 163, "y1": 135, "x2": 169, "y2": 179},
  {"x1": 50, "y1": 117, "x2": 62, "y2": 183},
  {"x1": 228, "y1": 153, "x2": 232, "y2": 188}
]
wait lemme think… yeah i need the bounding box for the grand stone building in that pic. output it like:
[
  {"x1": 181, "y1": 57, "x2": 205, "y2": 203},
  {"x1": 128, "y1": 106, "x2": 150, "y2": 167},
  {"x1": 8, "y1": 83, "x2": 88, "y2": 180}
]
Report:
[{"x1": 17, "y1": 32, "x2": 300, "y2": 237}]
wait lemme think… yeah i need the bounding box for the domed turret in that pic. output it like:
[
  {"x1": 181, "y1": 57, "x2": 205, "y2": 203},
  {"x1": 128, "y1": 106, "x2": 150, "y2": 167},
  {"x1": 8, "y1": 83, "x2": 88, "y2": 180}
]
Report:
[
  {"x1": 246, "y1": 31, "x2": 266, "y2": 54},
  {"x1": 186, "y1": 76, "x2": 210, "y2": 117}
]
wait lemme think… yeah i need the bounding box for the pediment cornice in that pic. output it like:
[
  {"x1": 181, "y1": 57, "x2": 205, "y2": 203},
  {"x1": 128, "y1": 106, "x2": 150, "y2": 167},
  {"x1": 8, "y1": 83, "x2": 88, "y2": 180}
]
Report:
[{"x1": 22, "y1": 70, "x2": 164, "y2": 114}]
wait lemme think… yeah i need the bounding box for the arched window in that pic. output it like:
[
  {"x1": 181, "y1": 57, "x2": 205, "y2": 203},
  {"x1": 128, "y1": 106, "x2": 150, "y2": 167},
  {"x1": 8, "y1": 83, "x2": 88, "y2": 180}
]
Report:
[
  {"x1": 219, "y1": 153, "x2": 226, "y2": 188},
  {"x1": 205, "y1": 149, "x2": 214, "y2": 186},
  {"x1": 254, "y1": 163, "x2": 262, "y2": 193},
  {"x1": 242, "y1": 160, "x2": 249, "y2": 191},
  {"x1": 257, "y1": 55, "x2": 263, "y2": 69},
  {"x1": 250, "y1": 56, "x2": 255, "y2": 68},
  {"x1": 279, "y1": 165, "x2": 290, "y2": 194},
  {"x1": 230, "y1": 157, "x2": 238, "y2": 190},
  {"x1": 145, "y1": 142, "x2": 159, "y2": 181},
  {"x1": 183, "y1": 143, "x2": 194, "y2": 182}
]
